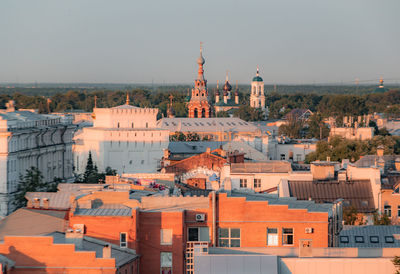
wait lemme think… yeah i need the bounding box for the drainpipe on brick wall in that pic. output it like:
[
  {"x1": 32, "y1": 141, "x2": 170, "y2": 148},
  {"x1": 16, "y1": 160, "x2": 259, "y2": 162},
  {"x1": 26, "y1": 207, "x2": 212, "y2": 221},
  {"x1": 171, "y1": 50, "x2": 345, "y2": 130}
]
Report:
[{"x1": 212, "y1": 191, "x2": 216, "y2": 247}]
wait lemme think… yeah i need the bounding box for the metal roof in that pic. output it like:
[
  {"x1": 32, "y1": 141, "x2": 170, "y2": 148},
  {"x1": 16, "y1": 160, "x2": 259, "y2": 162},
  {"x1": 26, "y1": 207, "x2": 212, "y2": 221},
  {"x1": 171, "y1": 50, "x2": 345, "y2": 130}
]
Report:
[
  {"x1": 168, "y1": 141, "x2": 226, "y2": 154},
  {"x1": 74, "y1": 204, "x2": 132, "y2": 216},
  {"x1": 48, "y1": 232, "x2": 138, "y2": 267},
  {"x1": 339, "y1": 225, "x2": 400, "y2": 248},
  {"x1": 287, "y1": 180, "x2": 375, "y2": 213},
  {"x1": 25, "y1": 192, "x2": 73, "y2": 210},
  {"x1": 230, "y1": 162, "x2": 292, "y2": 173},
  {"x1": 157, "y1": 117, "x2": 258, "y2": 133},
  {"x1": 229, "y1": 191, "x2": 333, "y2": 214}
]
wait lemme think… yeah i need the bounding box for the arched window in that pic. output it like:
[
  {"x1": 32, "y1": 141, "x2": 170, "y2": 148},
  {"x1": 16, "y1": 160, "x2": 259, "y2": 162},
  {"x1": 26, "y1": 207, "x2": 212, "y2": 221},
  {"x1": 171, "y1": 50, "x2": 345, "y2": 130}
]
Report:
[
  {"x1": 117, "y1": 122, "x2": 120, "y2": 128},
  {"x1": 131, "y1": 123, "x2": 134, "y2": 128},
  {"x1": 146, "y1": 122, "x2": 148, "y2": 128},
  {"x1": 201, "y1": 108, "x2": 206, "y2": 118},
  {"x1": 194, "y1": 108, "x2": 198, "y2": 118}
]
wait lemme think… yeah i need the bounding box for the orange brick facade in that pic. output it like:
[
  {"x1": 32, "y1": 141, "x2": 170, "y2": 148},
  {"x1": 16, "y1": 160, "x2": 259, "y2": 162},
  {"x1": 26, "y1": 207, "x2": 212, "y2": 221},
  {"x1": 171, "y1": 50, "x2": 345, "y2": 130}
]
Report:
[
  {"x1": 381, "y1": 188, "x2": 400, "y2": 224},
  {"x1": 65, "y1": 192, "x2": 330, "y2": 274},
  {"x1": 0, "y1": 236, "x2": 137, "y2": 274}
]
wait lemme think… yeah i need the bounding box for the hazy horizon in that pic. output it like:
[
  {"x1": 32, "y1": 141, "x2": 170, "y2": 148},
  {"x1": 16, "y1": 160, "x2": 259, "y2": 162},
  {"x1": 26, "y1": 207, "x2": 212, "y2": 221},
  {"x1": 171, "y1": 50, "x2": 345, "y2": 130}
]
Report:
[{"x1": 1, "y1": 0, "x2": 399, "y2": 85}]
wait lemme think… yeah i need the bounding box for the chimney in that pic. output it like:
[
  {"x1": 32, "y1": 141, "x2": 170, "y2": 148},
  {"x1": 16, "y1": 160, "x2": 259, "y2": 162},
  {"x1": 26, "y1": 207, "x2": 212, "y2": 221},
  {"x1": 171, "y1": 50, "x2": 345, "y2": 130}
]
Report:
[
  {"x1": 65, "y1": 229, "x2": 84, "y2": 249},
  {"x1": 33, "y1": 198, "x2": 40, "y2": 208},
  {"x1": 42, "y1": 198, "x2": 49, "y2": 209},
  {"x1": 103, "y1": 244, "x2": 112, "y2": 258},
  {"x1": 163, "y1": 149, "x2": 170, "y2": 159}
]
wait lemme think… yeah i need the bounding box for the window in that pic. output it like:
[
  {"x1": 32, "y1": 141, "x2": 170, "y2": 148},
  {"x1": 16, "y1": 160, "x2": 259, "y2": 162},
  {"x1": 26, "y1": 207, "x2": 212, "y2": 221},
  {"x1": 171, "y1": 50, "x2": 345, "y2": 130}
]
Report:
[
  {"x1": 120, "y1": 232, "x2": 127, "y2": 248},
  {"x1": 188, "y1": 227, "x2": 209, "y2": 242},
  {"x1": 160, "y1": 229, "x2": 172, "y2": 245},
  {"x1": 240, "y1": 179, "x2": 247, "y2": 188},
  {"x1": 267, "y1": 228, "x2": 278, "y2": 246},
  {"x1": 160, "y1": 252, "x2": 172, "y2": 274},
  {"x1": 384, "y1": 205, "x2": 392, "y2": 217},
  {"x1": 282, "y1": 228, "x2": 293, "y2": 245},
  {"x1": 219, "y1": 228, "x2": 240, "y2": 247},
  {"x1": 370, "y1": 236, "x2": 379, "y2": 243},
  {"x1": 340, "y1": 236, "x2": 349, "y2": 243},
  {"x1": 117, "y1": 122, "x2": 120, "y2": 128},
  {"x1": 397, "y1": 205, "x2": 400, "y2": 217},
  {"x1": 254, "y1": 179, "x2": 261, "y2": 189},
  {"x1": 146, "y1": 122, "x2": 148, "y2": 128},
  {"x1": 355, "y1": 236, "x2": 364, "y2": 243},
  {"x1": 385, "y1": 236, "x2": 395, "y2": 243},
  {"x1": 280, "y1": 154, "x2": 286, "y2": 160},
  {"x1": 296, "y1": 154, "x2": 302, "y2": 162}
]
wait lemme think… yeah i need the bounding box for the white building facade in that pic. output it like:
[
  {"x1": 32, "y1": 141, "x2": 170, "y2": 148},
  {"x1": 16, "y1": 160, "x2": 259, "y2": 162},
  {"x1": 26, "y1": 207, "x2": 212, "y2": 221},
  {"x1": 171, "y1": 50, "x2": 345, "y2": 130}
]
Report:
[
  {"x1": 0, "y1": 101, "x2": 75, "y2": 216},
  {"x1": 73, "y1": 100, "x2": 169, "y2": 175}
]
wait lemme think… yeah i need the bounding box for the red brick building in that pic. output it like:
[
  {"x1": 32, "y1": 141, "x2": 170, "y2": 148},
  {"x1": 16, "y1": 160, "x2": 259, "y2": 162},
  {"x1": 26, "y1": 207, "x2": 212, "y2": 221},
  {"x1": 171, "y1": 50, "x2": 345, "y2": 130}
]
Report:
[{"x1": 65, "y1": 190, "x2": 337, "y2": 274}]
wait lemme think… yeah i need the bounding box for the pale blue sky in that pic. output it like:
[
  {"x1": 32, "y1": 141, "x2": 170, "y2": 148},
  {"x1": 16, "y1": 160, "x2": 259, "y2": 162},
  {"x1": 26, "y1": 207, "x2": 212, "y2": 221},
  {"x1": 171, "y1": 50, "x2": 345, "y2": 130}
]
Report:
[{"x1": 1, "y1": 0, "x2": 399, "y2": 84}]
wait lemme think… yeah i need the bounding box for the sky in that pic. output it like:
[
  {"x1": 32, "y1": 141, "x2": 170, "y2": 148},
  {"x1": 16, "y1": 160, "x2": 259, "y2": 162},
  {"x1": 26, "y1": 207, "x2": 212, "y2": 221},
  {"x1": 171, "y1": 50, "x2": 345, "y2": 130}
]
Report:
[{"x1": 1, "y1": 0, "x2": 399, "y2": 85}]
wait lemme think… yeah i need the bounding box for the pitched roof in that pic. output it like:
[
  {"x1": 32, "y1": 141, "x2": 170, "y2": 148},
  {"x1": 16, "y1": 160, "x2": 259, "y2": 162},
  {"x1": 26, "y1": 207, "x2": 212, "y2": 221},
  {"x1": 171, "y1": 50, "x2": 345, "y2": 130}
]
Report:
[
  {"x1": 230, "y1": 161, "x2": 292, "y2": 173},
  {"x1": 157, "y1": 117, "x2": 258, "y2": 133},
  {"x1": 287, "y1": 180, "x2": 375, "y2": 212},
  {"x1": 339, "y1": 225, "x2": 400, "y2": 248},
  {"x1": 25, "y1": 192, "x2": 73, "y2": 210},
  {"x1": 0, "y1": 208, "x2": 66, "y2": 240}
]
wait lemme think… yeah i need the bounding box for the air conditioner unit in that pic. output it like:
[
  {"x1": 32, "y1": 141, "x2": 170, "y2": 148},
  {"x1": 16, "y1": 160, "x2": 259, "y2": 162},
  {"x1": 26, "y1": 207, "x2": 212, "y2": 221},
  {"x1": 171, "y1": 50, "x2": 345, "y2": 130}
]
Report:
[
  {"x1": 195, "y1": 214, "x2": 205, "y2": 222},
  {"x1": 305, "y1": 227, "x2": 314, "y2": 234}
]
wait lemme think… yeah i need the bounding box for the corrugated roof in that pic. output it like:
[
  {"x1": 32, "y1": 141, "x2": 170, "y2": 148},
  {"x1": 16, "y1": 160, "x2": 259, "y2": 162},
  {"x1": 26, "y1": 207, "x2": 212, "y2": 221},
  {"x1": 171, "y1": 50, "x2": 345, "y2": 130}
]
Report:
[
  {"x1": 157, "y1": 117, "x2": 258, "y2": 132},
  {"x1": 74, "y1": 204, "x2": 132, "y2": 216},
  {"x1": 339, "y1": 225, "x2": 400, "y2": 248},
  {"x1": 48, "y1": 232, "x2": 138, "y2": 267},
  {"x1": 230, "y1": 162, "x2": 292, "y2": 173},
  {"x1": 287, "y1": 180, "x2": 375, "y2": 212}
]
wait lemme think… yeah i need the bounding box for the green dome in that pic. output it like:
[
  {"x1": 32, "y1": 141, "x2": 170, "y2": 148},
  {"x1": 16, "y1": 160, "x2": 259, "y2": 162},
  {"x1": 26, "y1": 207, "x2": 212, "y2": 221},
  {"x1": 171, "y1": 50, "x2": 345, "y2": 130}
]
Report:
[{"x1": 252, "y1": 76, "x2": 263, "y2": 82}]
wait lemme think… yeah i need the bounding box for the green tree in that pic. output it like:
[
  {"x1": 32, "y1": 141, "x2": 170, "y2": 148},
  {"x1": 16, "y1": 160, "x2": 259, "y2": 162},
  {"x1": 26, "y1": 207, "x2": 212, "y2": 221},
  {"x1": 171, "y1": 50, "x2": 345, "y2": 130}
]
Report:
[
  {"x1": 14, "y1": 167, "x2": 59, "y2": 209},
  {"x1": 83, "y1": 152, "x2": 105, "y2": 183},
  {"x1": 373, "y1": 212, "x2": 391, "y2": 225},
  {"x1": 170, "y1": 131, "x2": 186, "y2": 141},
  {"x1": 233, "y1": 105, "x2": 265, "y2": 121},
  {"x1": 306, "y1": 113, "x2": 330, "y2": 139},
  {"x1": 105, "y1": 166, "x2": 117, "y2": 176},
  {"x1": 343, "y1": 206, "x2": 359, "y2": 225},
  {"x1": 216, "y1": 111, "x2": 229, "y2": 117},
  {"x1": 278, "y1": 113, "x2": 306, "y2": 139}
]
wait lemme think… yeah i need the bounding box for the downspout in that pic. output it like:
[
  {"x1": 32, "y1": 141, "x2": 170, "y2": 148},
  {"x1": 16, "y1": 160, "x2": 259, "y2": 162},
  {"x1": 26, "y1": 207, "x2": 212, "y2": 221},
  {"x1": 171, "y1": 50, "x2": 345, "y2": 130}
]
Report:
[{"x1": 212, "y1": 191, "x2": 216, "y2": 247}]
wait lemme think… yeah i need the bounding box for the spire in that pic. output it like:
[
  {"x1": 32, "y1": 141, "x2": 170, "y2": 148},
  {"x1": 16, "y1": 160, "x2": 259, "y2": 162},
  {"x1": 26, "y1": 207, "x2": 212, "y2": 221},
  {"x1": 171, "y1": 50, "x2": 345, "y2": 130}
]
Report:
[
  {"x1": 197, "y1": 42, "x2": 205, "y2": 80},
  {"x1": 217, "y1": 80, "x2": 219, "y2": 90},
  {"x1": 226, "y1": 70, "x2": 229, "y2": 82},
  {"x1": 256, "y1": 65, "x2": 260, "y2": 76},
  {"x1": 126, "y1": 92, "x2": 130, "y2": 105},
  {"x1": 379, "y1": 77, "x2": 384, "y2": 87}
]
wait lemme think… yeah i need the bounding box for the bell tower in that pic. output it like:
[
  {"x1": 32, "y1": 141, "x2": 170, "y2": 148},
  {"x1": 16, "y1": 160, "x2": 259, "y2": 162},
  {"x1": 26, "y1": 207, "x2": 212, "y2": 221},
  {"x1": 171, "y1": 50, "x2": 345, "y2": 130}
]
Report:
[
  {"x1": 250, "y1": 66, "x2": 265, "y2": 109},
  {"x1": 187, "y1": 43, "x2": 211, "y2": 118}
]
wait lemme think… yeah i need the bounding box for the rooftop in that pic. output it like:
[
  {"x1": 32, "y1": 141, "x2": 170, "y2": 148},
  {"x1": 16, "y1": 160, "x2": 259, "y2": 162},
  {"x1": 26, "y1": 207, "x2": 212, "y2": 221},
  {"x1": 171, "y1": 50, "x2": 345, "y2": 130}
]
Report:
[
  {"x1": 229, "y1": 190, "x2": 333, "y2": 214},
  {"x1": 287, "y1": 180, "x2": 375, "y2": 212},
  {"x1": 157, "y1": 117, "x2": 258, "y2": 132},
  {"x1": 230, "y1": 161, "x2": 292, "y2": 173},
  {"x1": 48, "y1": 232, "x2": 138, "y2": 267},
  {"x1": 339, "y1": 225, "x2": 400, "y2": 248}
]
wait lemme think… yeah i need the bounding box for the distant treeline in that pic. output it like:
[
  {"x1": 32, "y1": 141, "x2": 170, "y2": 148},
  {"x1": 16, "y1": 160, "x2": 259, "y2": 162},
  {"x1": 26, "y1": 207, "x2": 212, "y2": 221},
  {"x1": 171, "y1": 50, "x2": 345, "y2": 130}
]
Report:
[{"x1": 0, "y1": 86, "x2": 399, "y2": 120}]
